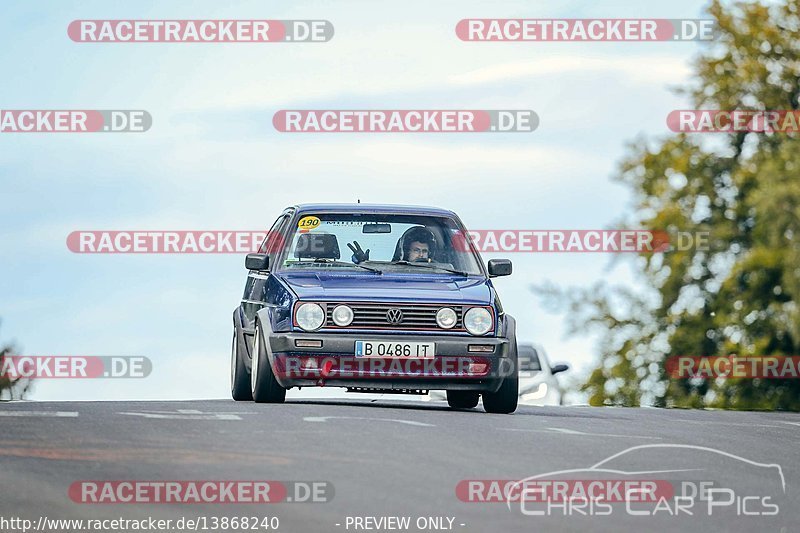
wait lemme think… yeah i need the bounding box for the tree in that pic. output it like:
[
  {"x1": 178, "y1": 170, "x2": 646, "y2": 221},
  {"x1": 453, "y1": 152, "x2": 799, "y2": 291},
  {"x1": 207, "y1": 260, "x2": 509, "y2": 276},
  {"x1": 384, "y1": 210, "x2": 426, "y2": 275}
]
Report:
[
  {"x1": 0, "y1": 323, "x2": 33, "y2": 400},
  {"x1": 536, "y1": 0, "x2": 800, "y2": 410}
]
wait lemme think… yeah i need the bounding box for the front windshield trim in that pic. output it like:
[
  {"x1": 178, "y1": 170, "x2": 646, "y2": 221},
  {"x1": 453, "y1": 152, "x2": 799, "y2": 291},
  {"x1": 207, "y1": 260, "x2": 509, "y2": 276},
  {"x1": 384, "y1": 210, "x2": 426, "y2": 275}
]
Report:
[
  {"x1": 288, "y1": 259, "x2": 383, "y2": 274},
  {"x1": 363, "y1": 260, "x2": 470, "y2": 277}
]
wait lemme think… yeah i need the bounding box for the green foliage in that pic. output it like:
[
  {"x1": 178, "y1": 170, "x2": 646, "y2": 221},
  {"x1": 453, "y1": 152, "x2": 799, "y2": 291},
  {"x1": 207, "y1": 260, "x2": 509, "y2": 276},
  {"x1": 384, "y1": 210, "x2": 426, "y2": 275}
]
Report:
[
  {"x1": 537, "y1": 0, "x2": 800, "y2": 410},
  {"x1": 0, "y1": 325, "x2": 32, "y2": 400}
]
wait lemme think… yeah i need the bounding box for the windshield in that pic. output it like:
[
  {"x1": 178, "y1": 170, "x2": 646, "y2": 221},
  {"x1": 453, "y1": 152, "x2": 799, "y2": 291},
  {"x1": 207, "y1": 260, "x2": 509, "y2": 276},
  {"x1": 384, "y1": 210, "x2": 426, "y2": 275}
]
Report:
[
  {"x1": 278, "y1": 212, "x2": 484, "y2": 276},
  {"x1": 518, "y1": 346, "x2": 543, "y2": 372}
]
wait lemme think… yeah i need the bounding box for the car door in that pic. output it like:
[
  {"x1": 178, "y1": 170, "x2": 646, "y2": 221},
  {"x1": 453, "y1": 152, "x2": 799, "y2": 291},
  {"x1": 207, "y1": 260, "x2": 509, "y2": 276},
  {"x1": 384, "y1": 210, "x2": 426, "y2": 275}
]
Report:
[{"x1": 241, "y1": 211, "x2": 292, "y2": 326}]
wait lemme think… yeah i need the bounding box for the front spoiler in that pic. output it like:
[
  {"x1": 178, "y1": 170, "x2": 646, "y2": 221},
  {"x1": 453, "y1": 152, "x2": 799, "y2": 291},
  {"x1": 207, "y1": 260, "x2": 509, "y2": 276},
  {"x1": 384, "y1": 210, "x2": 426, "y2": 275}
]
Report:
[{"x1": 267, "y1": 332, "x2": 512, "y2": 392}]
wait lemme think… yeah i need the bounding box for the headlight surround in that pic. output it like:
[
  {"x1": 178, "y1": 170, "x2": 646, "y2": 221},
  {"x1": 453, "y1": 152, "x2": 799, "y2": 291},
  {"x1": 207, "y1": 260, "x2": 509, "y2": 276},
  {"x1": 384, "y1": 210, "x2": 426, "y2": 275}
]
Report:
[
  {"x1": 436, "y1": 307, "x2": 458, "y2": 329},
  {"x1": 332, "y1": 305, "x2": 354, "y2": 327},
  {"x1": 295, "y1": 302, "x2": 325, "y2": 331},
  {"x1": 463, "y1": 307, "x2": 493, "y2": 336},
  {"x1": 524, "y1": 382, "x2": 549, "y2": 401}
]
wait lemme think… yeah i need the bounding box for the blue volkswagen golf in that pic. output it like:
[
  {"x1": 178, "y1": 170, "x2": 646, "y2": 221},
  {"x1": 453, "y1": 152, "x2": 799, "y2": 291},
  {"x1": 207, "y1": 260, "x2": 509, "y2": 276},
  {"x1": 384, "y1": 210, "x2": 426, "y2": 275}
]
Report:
[{"x1": 231, "y1": 204, "x2": 519, "y2": 413}]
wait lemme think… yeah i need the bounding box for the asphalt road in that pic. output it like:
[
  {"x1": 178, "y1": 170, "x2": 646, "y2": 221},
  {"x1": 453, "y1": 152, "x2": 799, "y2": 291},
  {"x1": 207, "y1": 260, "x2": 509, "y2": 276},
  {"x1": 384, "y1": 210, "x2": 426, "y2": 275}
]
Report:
[{"x1": 1, "y1": 399, "x2": 798, "y2": 533}]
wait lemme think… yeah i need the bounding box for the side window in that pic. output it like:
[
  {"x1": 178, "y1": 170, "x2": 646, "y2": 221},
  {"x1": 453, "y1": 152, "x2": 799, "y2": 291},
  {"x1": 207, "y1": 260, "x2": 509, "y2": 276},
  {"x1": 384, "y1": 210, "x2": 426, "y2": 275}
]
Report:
[
  {"x1": 528, "y1": 349, "x2": 542, "y2": 371},
  {"x1": 258, "y1": 214, "x2": 291, "y2": 265},
  {"x1": 518, "y1": 347, "x2": 542, "y2": 373},
  {"x1": 258, "y1": 216, "x2": 283, "y2": 253}
]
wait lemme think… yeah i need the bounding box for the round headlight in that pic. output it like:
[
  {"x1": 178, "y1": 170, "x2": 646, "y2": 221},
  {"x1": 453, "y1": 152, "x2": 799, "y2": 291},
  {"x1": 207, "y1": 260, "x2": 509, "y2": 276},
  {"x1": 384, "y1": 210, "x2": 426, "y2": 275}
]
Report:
[
  {"x1": 436, "y1": 307, "x2": 458, "y2": 329},
  {"x1": 332, "y1": 305, "x2": 354, "y2": 327},
  {"x1": 296, "y1": 303, "x2": 325, "y2": 331},
  {"x1": 464, "y1": 307, "x2": 492, "y2": 336}
]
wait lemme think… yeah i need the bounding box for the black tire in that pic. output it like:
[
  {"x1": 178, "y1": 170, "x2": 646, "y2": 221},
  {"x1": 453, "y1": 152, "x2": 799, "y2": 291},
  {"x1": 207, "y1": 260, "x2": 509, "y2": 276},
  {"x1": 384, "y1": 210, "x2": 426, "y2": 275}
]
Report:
[
  {"x1": 230, "y1": 329, "x2": 253, "y2": 401},
  {"x1": 447, "y1": 390, "x2": 480, "y2": 409},
  {"x1": 251, "y1": 321, "x2": 286, "y2": 403},
  {"x1": 483, "y1": 341, "x2": 519, "y2": 414}
]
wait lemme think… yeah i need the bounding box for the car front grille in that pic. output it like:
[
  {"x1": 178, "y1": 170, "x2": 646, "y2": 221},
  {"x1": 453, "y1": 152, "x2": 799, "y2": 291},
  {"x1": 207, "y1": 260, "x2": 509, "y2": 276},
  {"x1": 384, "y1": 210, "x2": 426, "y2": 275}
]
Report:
[{"x1": 324, "y1": 302, "x2": 466, "y2": 331}]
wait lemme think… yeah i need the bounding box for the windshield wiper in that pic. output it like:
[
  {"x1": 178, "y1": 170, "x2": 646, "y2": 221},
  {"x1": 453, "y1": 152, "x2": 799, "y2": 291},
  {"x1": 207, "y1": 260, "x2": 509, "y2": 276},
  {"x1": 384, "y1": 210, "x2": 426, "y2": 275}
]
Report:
[
  {"x1": 295, "y1": 259, "x2": 382, "y2": 274},
  {"x1": 373, "y1": 260, "x2": 470, "y2": 277}
]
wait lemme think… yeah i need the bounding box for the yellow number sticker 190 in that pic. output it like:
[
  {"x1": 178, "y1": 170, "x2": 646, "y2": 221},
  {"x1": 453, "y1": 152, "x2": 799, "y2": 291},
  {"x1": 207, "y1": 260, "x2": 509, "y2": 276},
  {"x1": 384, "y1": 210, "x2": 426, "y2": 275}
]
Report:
[{"x1": 298, "y1": 216, "x2": 321, "y2": 231}]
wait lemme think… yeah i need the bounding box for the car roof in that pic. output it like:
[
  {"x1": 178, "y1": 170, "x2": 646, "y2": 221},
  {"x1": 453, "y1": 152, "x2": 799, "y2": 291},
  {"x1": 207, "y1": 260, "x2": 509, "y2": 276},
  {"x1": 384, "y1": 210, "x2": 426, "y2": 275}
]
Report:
[
  {"x1": 518, "y1": 342, "x2": 545, "y2": 351},
  {"x1": 518, "y1": 344, "x2": 540, "y2": 356},
  {"x1": 290, "y1": 203, "x2": 457, "y2": 217}
]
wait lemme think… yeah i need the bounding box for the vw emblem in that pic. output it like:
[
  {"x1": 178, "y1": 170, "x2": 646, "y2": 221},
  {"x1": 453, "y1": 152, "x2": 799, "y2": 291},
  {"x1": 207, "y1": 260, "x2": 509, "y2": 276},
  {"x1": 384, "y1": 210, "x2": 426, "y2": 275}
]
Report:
[{"x1": 386, "y1": 308, "x2": 404, "y2": 324}]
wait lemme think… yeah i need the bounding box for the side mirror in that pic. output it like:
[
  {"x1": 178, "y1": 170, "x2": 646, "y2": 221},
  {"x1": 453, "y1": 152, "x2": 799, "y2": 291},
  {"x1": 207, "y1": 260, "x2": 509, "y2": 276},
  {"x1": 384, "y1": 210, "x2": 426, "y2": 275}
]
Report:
[
  {"x1": 245, "y1": 253, "x2": 269, "y2": 271},
  {"x1": 551, "y1": 363, "x2": 569, "y2": 375},
  {"x1": 487, "y1": 259, "x2": 512, "y2": 277}
]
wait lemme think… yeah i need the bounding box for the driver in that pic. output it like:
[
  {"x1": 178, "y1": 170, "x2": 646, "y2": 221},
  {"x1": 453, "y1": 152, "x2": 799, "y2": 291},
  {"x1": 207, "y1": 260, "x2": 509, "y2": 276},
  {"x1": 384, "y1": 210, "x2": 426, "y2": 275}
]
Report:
[
  {"x1": 398, "y1": 226, "x2": 437, "y2": 263},
  {"x1": 347, "y1": 226, "x2": 439, "y2": 264}
]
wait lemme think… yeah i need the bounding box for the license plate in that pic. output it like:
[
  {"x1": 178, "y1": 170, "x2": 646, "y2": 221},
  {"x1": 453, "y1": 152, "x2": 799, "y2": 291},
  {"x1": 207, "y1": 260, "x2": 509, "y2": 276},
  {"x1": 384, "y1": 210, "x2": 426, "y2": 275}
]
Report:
[{"x1": 355, "y1": 341, "x2": 435, "y2": 358}]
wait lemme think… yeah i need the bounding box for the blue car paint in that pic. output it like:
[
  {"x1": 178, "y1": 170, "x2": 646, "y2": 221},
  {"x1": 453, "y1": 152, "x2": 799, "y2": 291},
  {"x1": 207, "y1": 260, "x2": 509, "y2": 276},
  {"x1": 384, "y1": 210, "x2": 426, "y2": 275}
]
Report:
[
  {"x1": 278, "y1": 271, "x2": 494, "y2": 304},
  {"x1": 239, "y1": 204, "x2": 503, "y2": 335}
]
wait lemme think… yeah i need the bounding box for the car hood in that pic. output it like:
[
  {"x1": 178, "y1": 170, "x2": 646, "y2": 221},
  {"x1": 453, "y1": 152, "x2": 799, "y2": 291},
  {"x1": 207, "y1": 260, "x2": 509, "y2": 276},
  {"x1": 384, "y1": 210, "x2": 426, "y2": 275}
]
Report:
[
  {"x1": 276, "y1": 270, "x2": 493, "y2": 304},
  {"x1": 519, "y1": 371, "x2": 549, "y2": 392}
]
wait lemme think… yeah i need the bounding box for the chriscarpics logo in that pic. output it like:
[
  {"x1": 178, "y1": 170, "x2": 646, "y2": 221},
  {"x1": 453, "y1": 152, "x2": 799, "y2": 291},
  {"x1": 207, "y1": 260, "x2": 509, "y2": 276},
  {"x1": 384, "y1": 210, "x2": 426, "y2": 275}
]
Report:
[{"x1": 493, "y1": 444, "x2": 787, "y2": 522}]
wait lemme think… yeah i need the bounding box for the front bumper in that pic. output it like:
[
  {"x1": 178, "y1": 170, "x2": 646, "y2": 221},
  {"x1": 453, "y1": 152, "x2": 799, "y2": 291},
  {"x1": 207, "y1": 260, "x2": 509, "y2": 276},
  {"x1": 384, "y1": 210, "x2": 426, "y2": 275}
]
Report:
[{"x1": 267, "y1": 332, "x2": 513, "y2": 392}]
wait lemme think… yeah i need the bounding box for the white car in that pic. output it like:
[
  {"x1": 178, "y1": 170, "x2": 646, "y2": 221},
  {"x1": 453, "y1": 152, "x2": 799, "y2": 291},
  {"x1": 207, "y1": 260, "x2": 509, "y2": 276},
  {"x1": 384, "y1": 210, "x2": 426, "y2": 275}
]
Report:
[
  {"x1": 517, "y1": 343, "x2": 568, "y2": 406},
  {"x1": 429, "y1": 342, "x2": 568, "y2": 406}
]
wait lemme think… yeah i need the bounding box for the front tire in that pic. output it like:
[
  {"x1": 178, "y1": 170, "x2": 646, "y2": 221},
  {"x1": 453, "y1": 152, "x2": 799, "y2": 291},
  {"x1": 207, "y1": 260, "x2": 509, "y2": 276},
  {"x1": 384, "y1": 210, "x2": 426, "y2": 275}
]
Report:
[
  {"x1": 447, "y1": 390, "x2": 480, "y2": 409},
  {"x1": 482, "y1": 341, "x2": 519, "y2": 414},
  {"x1": 231, "y1": 330, "x2": 253, "y2": 401},
  {"x1": 251, "y1": 321, "x2": 286, "y2": 404}
]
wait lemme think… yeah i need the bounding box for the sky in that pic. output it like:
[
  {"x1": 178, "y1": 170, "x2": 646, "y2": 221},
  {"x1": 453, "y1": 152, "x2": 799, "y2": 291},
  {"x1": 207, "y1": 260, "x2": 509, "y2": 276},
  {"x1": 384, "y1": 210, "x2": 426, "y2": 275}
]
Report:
[{"x1": 0, "y1": 0, "x2": 718, "y2": 401}]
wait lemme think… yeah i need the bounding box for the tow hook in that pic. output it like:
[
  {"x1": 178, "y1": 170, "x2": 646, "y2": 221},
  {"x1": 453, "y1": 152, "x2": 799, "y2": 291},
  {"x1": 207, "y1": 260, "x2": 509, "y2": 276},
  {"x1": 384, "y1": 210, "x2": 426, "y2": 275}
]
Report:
[{"x1": 317, "y1": 359, "x2": 334, "y2": 386}]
